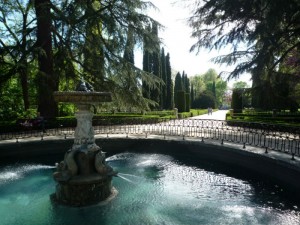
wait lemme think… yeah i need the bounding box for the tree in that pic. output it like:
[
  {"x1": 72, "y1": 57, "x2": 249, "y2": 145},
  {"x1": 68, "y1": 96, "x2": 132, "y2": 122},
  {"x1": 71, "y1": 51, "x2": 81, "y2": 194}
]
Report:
[
  {"x1": 81, "y1": 0, "x2": 105, "y2": 90},
  {"x1": 231, "y1": 89, "x2": 243, "y2": 113},
  {"x1": 160, "y1": 47, "x2": 167, "y2": 109},
  {"x1": 142, "y1": 22, "x2": 162, "y2": 109},
  {"x1": 202, "y1": 69, "x2": 217, "y2": 83},
  {"x1": 174, "y1": 71, "x2": 182, "y2": 107},
  {"x1": 215, "y1": 79, "x2": 227, "y2": 107},
  {"x1": 0, "y1": 0, "x2": 35, "y2": 111},
  {"x1": 0, "y1": 0, "x2": 163, "y2": 119},
  {"x1": 149, "y1": 23, "x2": 161, "y2": 107},
  {"x1": 0, "y1": 0, "x2": 161, "y2": 117},
  {"x1": 192, "y1": 91, "x2": 216, "y2": 109},
  {"x1": 165, "y1": 53, "x2": 173, "y2": 109},
  {"x1": 202, "y1": 69, "x2": 217, "y2": 96},
  {"x1": 176, "y1": 90, "x2": 186, "y2": 113},
  {"x1": 34, "y1": 0, "x2": 58, "y2": 118},
  {"x1": 182, "y1": 71, "x2": 191, "y2": 111},
  {"x1": 190, "y1": 75, "x2": 205, "y2": 98},
  {"x1": 190, "y1": 84, "x2": 195, "y2": 104},
  {"x1": 198, "y1": 69, "x2": 227, "y2": 108},
  {"x1": 233, "y1": 81, "x2": 249, "y2": 89},
  {"x1": 142, "y1": 26, "x2": 151, "y2": 100},
  {"x1": 189, "y1": 0, "x2": 300, "y2": 80}
]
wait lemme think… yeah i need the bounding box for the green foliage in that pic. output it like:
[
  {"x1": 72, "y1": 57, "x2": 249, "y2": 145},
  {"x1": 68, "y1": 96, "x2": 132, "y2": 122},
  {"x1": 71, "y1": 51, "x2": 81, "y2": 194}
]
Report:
[
  {"x1": 176, "y1": 90, "x2": 186, "y2": 113},
  {"x1": 0, "y1": 0, "x2": 163, "y2": 119},
  {"x1": 174, "y1": 72, "x2": 182, "y2": 107},
  {"x1": 21, "y1": 109, "x2": 38, "y2": 119},
  {"x1": 185, "y1": 93, "x2": 191, "y2": 112},
  {"x1": 190, "y1": 69, "x2": 227, "y2": 107},
  {"x1": 174, "y1": 72, "x2": 183, "y2": 92},
  {"x1": 231, "y1": 89, "x2": 243, "y2": 113},
  {"x1": 142, "y1": 22, "x2": 162, "y2": 109},
  {"x1": 182, "y1": 71, "x2": 190, "y2": 93},
  {"x1": 177, "y1": 109, "x2": 208, "y2": 118},
  {"x1": 189, "y1": 0, "x2": 300, "y2": 80},
  {"x1": 192, "y1": 91, "x2": 216, "y2": 109},
  {"x1": 202, "y1": 69, "x2": 217, "y2": 83},
  {"x1": 226, "y1": 110, "x2": 300, "y2": 127},
  {"x1": 189, "y1": 0, "x2": 300, "y2": 112},
  {"x1": 251, "y1": 69, "x2": 299, "y2": 111},
  {"x1": 233, "y1": 81, "x2": 249, "y2": 89},
  {"x1": 57, "y1": 103, "x2": 75, "y2": 117},
  {"x1": 165, "y1": 53, "x2": 173, "y2": 109},
  {"x1": 190, "y1": 84, "x2": 195, "y2": 104},
  {"x1": 160, "y1": 47, "x2": 167, "y2": 109},
  {"x1": 190, "y1": 75, "x2": 206, "y2": 97},
  {"x1": 0, "y1": 79, "x2": 25, "y2": 120},
  {"x1": 145, "y1": 110, "x2": 175, "y2": 118}
]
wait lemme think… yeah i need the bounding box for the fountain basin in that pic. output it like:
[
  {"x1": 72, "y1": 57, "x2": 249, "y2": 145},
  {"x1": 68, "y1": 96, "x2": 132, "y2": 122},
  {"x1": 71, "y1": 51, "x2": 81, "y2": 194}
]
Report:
[{"x1": 1, "y1": 148, "x2": 300, "y2": 225}]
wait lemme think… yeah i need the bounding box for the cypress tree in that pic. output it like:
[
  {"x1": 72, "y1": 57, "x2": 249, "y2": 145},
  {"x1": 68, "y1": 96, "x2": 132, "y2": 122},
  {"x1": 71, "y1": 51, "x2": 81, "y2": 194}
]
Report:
[
  {"x1": 160, "y1": 47, "x2": 167, "y2": 109},
  {"x1": 212, "y1": 81, "x2": 216, "y2": 98},
  {"x1": 182, "y1": 72, "x2": 190, "y2": 111},
  {"x1": 35, "y1": 0, "x2": 58, "y2": 118},
  {"x1": 185, "y1": 93, "x2": 190, "y2": 112},
  {"x1": 165, "y1": 53, "x2": 173, "y2": 109},
  {"x1": 149, "y1": 23, "x2": 161, "y2": 107},
  {"x1": 123, "y1": 25, "x2": 135, "y2": 65},
  {"x1": 177, "y1": 90, "x2": 186, "y2": 113},
  {"x1": 231, "y1": 89, "x2": 243, "y2": 113},
  {"x1": 142, "y1": 25, "x2": 152, "y2": 99},
  {"x1": 191, "y1": 84, "x2": 194, "y2": 105},
  {"x1": 142, "y1": 43, "x2": 151, "y2": 99},
  {"x1": 174, "y1": 72, "x2": 184, "y2": 109},
  {"x1": 142, "y1": 23, "x2": 161, "y2": 108},
  {"x1": 182, "y1": 71, "x2": 186, "y2": 91}
]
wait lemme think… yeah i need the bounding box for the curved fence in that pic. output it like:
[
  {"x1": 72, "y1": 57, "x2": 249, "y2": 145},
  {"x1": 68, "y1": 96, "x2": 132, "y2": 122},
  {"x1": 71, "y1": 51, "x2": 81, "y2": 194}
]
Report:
[{"x1": 1, "y1": 119, "x2": 299, "y2": 158}]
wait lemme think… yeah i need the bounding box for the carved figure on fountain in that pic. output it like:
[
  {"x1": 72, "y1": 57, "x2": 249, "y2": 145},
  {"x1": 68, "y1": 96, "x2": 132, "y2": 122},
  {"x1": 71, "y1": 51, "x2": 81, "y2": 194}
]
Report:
[{"x1": 53, "y1": 148, "x2": 115, "y2": 181}]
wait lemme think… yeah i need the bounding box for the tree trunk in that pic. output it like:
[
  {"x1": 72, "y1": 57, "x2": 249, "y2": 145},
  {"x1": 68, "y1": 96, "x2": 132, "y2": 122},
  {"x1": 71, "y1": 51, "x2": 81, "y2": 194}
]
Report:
[
  {"x1": 34, "y1": 0, "x2": 58, "y2": 118},
  {"x1": 20, "y1": 67, "x2": 30, "y2": 110}
]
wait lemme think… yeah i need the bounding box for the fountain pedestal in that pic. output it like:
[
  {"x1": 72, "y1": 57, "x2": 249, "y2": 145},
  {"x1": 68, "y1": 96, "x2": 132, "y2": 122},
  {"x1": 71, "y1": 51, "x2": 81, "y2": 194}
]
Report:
[{"x1": 51, "y1": 90, "x2": 117, "y2": 207}]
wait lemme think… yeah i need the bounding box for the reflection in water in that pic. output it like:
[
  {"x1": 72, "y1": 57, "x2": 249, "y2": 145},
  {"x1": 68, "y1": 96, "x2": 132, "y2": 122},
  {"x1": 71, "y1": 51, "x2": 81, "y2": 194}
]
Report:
[{"x1": 0, "y1": 153, "x2": 299, "y2": 225}]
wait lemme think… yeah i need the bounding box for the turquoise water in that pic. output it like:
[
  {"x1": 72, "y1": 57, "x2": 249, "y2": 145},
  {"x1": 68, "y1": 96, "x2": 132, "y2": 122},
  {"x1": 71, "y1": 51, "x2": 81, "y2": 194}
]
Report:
[{"x1": 0, "y1": 153, "x2": 299, "y2": 225}]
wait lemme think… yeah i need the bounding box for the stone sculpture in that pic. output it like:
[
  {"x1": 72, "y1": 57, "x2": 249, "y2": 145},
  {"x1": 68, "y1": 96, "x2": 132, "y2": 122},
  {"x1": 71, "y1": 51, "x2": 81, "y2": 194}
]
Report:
[{"x1": 51, "y1": 79, "x2": 117, "y2": 207}]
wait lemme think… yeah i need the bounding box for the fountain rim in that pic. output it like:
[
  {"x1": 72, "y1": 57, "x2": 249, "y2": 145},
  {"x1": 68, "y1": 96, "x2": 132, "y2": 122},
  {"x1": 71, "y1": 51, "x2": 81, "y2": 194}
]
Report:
[{"x1": 53, "y1": 91, "x2": 112, "y2": 104}]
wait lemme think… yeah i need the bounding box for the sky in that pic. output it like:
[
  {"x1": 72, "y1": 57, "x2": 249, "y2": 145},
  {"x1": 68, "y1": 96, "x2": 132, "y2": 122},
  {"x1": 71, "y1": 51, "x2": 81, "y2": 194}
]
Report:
[{"x1": 135, "y1": 0, "x2": 252, "y2": 87}]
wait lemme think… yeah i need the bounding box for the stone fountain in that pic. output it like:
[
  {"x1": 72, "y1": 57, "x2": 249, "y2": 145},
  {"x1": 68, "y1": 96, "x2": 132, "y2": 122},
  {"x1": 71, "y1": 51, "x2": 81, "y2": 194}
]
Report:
[{"x1": 51, "y1": 80, "x2": 117, "y2": 207}]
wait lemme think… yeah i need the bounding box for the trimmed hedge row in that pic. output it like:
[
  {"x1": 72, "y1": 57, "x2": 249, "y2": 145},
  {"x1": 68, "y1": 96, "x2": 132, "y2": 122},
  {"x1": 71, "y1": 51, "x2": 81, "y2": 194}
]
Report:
[
  {"x1": 226, "y1": 112, "x2": 300, "y2": 127},
  {"x1": 0, "y1": 109, "x2": 209, "y2": 134}
]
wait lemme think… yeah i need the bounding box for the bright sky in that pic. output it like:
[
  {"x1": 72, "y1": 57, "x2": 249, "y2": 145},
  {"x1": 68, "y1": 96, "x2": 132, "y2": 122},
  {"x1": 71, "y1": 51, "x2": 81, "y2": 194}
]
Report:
[{"x1": 136, "y1": 0, "x2": 252, "y2": 87}]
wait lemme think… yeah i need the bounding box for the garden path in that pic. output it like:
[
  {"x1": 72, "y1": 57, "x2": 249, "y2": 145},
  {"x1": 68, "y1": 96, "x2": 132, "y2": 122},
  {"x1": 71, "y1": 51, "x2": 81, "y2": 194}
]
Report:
[{"x1": 191, "y1": 110, "x2": 228, "y2": 120}]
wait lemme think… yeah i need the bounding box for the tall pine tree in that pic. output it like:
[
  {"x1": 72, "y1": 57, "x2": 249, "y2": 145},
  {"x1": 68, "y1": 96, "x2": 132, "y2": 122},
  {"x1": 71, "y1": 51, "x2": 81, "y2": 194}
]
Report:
[
  {"x1": 149, "y1": 23, "x2": 161, "y2": 106},
  {"x1": 165, "y1": 53, "x2": 173, "y2": 109},
  {"x1": 160, "y1": 47, "x2": 167, "y2": 109},
  {"x1": 142, "y1": 22, "x2": 161, "y2": 108},
  {"x1": 174, "y1": 72, "x2": 183, "y2": 108}
]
